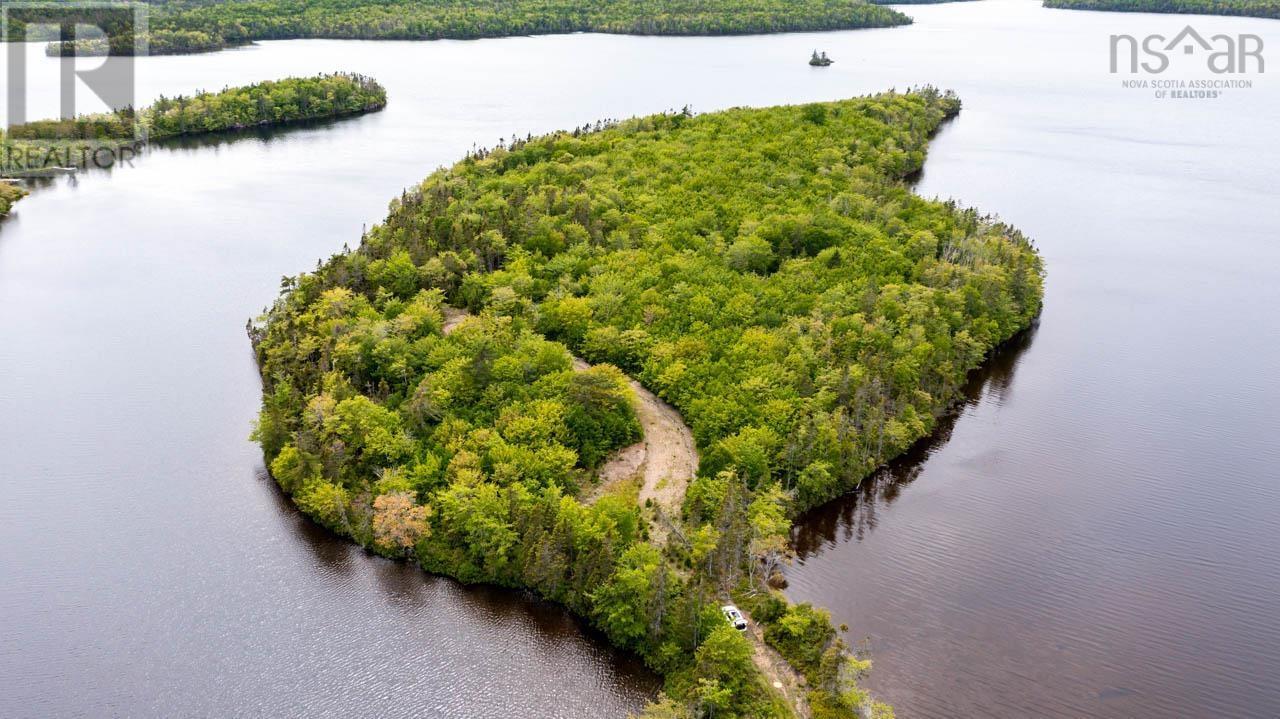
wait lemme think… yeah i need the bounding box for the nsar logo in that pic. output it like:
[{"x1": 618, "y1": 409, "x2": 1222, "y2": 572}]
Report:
[{"x1": 1111, "y1": 26, "x2": 1264, "y2": 75}]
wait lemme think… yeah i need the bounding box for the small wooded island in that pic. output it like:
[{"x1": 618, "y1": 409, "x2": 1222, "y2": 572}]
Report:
[
  {"x1": 5, "y1": 73, "x2": 385, "y2": 142},
  {"x1": 250, "y1": 88, "x2": 1043, "y2": 719},
  {"x1": 21, "y1": 0, "x2": 912, "y2": 56},
  {"x1": 0, "y1": 73, "x2": 385, "y2": 181},
  {"x1": 810, "y1": 50, "x2": 835, "y2": 66}
]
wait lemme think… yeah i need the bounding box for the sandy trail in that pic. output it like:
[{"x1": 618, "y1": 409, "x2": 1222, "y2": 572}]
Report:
[
  {"x1": 740, "y1": 607, "x2": 813, "y2": 719},
  {"x1": 441, "y1": 307, "x2": 698, "y2": 522},
  {"x1": 581, "y1": 357, "x2": 699, "y2": 521}
]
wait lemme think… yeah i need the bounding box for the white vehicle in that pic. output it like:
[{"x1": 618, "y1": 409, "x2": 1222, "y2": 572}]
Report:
[{"x1": 721, "y1": 604, "x2": 748, "y2": 631}]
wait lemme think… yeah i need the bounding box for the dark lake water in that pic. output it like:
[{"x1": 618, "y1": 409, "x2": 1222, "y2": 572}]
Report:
[{"x1": 2, "y1": 1, "x2": 1278, "y2": 716}]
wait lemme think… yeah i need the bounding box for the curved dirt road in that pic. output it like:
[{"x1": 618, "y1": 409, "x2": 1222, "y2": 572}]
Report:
[
  {"x1": 582, "y1": 357, "x2": 699, "y2": 519},
  {"x1": 441, "y1": 307, "x2": 698, "y2": 522}
]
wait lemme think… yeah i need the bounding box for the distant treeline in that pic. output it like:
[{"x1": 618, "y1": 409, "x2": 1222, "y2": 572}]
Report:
[
  {"x1": 26, "y1": 0, "x2": 912, "y2": 56},
  {"x1": 1044, "y1": 0, "x2": 1280, "y2": 18},
  {"x1": 5, "y1": 73, "x2": 386, "y2": 142}
]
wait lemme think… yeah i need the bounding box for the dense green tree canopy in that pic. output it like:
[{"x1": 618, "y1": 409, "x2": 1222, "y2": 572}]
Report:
[
  {"x1": 251, "y1": 89, "x2": 1042, "y2": 717},
  {"x1": 341, "y1": 88, "x2": 1042, "y2": 511}
]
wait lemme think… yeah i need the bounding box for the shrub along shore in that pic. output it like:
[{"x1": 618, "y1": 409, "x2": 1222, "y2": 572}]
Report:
[
  {"x1": 250, "y1": 88, "x2": 1043, "y2": 718},
  {"x1": 0, "y1": 183, "x2": 28, "y2": 217}
]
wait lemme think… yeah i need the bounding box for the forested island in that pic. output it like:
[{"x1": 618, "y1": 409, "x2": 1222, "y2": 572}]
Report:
[
  {"x1": 1043, "y1": 0, "x2": 1280, "y2": 18},
  {"x1": 29, "y1": 0, "x2": 911, "y2": 56},
  {"x1": 250, "y1": 88, "x2": 1042, "y2": 719},
  {"x1": 1, "y1": 74, "x2": 384, "y2": 175},
  {"x1": 7, "y1": 73, "x2": 384, "y2": 142},
  {"x1": 47, "y1": 28, "x2": 231, "y2": 57}
]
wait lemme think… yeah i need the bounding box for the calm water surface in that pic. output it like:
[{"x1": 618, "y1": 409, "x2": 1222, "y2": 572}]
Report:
[{"x1": 2, "y1": 1, "x2": 1278, "y2": 716}]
